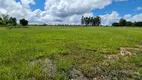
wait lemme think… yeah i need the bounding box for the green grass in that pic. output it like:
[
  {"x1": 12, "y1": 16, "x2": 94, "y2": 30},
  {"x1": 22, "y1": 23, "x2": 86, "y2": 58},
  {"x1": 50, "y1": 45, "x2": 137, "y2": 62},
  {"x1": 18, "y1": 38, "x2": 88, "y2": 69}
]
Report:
[{"x1": 0, "y1": 26, "x2": 142, "y2": 80}]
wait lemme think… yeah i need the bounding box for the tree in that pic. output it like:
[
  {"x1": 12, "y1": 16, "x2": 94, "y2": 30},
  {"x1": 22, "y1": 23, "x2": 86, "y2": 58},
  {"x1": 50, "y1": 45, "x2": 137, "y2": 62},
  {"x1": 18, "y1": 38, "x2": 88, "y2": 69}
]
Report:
[
  {"x1": 95, "y1": 16, "x2": 101, "y2": 26},
  {"x1": 2, "y1": 15, "x2": 9, "y2": 24},
  {"x1": 92, "y1": 17, "x2": 97, "y2": 26},
  {"x1": 0, "y1": 16, "x2": 6, "y2": 26},
  {"x1": 84, "y1": 17, "x2": 90, "y2": 26},
  {"x1": 82, "y1": 16, "x2": 101, "y2": 26},
  {"x1": 112, "y1": 22, "x2": 120, "y2": 26},
  {"x1": 91, "y1": 16, "x2": 101, "y2": 26},
  {"x1": 20, "y1": 19, "x2": 28, "y2": 26},
  {"x1": 0, "y1": 15, "x2": 17, "y2": 26},
  {"x1": 0, "y1": 17, "x2": 2, "y2": 20},
  {"x1": 119, "y1": 18, "x2": 127, "y2": 26},
  {"x1": 9, "y1": 17, "x2": 17, "y2": 26},
  {"x1": 0, "y1": 20, "x2": 6, "y2": 25},
  {"x1": 126, "y1": 21, "x2": 133, "y2": 26},
  {"x1": 81, "y1": 16, "x2": 84, "y2": 25},
  {"x1": 134, "y1": 22, "x2": 142, "y2": 27}
]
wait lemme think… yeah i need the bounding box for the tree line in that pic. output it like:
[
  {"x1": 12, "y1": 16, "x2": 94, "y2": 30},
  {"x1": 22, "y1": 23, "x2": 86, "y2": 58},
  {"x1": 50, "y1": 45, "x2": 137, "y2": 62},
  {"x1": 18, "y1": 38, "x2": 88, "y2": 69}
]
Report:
[
  {"x1": 112, "y1": 18, "x2": 142, "y2": 27},
  {"x1": 1, "y1": 14, "x2": 142, "y2": 27},
  {"x1": 0, "y1": 15, "x2": 28, "y2": 27},
  {"x1": 81, "y1": 16, "x2": 101, "y2": 26}
]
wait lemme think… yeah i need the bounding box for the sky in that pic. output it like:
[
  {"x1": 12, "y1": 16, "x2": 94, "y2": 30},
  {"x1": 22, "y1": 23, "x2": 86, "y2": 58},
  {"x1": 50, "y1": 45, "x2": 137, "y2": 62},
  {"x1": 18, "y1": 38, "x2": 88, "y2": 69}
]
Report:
[{"x1": 0, "y1": 0, "x2": 142, "y2": 25}]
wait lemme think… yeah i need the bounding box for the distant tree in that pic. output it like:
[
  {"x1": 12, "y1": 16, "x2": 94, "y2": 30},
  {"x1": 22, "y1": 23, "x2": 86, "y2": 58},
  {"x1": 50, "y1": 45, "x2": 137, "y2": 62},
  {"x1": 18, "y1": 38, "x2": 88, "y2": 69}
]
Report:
[
  {"x1": 95, "y1": 16, "x2": 101, "y2": 26},
  {"x1": 90, "y1": 17, "x2": 94, "y2": 25},
  {"x1": 20, "y1": 19, "x2": 28, "y2": 26},
  {"x1": 133, "y1": 21, "x2": 136, "y2": 26},
  {"x1": 0, "y1": 20, "x2": 6, "y2": 25},
  {"x1": 134, "y1": 21, "x2": 142, "y2": 27},
  {"x1": 81, "y1": 16, "x2": 84, "y2": 25},
  {"x1": 82, "y1": 16, "x2": 101, "y2": 26},
  {"x1": 0, "y1": 16, "x2": 6, "y2": 26},
  {"x1": 119, "y1": 18, "x2": 127, "y2": 26},
  {"x1": 0, "y1": 17, "x2": 2, "y2": 20},
  {"x1": 126, "y1": 21, "x2": 133, "y2": 26},
  {"x1": 92, "y1": 17, "x2": 97, "y2": 26},
  {"x1": 9, "y1": 17, "x2": 17, "y2": 26},
  {"x1": 43, "y1": 23, "x2": 47, "y2": 26},
  {"x1": 112, "y1": 22, "x2": 120, "y2": 26},
  {"x1": 2, "y1": 15, "x2": 9, "y2": 24},
  {"x1": 91, "y1": 16, "x2": 101, "y2": 26},
  {"x1": 84, "y1": 17, "x2": 90, "y2": 26}
]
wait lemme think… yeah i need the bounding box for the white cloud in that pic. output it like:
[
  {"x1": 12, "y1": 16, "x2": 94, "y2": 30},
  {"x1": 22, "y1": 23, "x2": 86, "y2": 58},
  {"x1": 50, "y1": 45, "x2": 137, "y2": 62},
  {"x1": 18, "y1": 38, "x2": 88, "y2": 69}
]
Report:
[
  {"x1": 44, "y1": 0, "x2": 112, "y2": 17},
  {"x1": 20, "y1": 0, "x2": 35, "y2": 8},
  {"x1": 100, "y1": 12, "x2": 142, "y2": 25},
  {"x1": 0, "y1": 0, "x2": 36, "y2": 23},
  {"x1": 0, "y1": 0, "x2": 141, "y2": 25},
  {"x1": 100, "y1": 11, "x2": 142, "y2": 25},
  {"x1": 135, "y1": 7, "x2": 142, "y2": 11},
  {"x1": 114, "y1": 0, "x2": 128, "y2": 2},
  {"x1": 0, "y1": 0, "x2": 112, "y2": 24},
  {"x1": 0, "y1": 8, "x2": 7, "y2": 14},
  {"x1": 124, "y1": 14, "x2": 131, "y2": 18},
  {"x1": 100, "y1": 11, "x2": 121, "y2": 25},
  {"x1": 43, "y1": 0, "x2": 112, "y2": 24},
  {"x1": 124, "y1": 13, "x2": 142, "y2": 22}
]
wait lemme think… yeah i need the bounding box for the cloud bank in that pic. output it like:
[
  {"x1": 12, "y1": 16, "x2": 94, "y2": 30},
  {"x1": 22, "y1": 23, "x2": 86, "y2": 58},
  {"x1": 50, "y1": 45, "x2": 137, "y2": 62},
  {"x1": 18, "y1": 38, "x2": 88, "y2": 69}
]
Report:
[{"x1": 0, "y1": 0, "x2": 142, "y2": 25}]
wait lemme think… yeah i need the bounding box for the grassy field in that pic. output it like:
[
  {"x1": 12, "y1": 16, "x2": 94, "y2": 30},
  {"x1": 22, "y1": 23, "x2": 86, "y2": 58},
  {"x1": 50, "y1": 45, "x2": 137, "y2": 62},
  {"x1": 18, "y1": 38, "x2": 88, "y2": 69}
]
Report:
[{"x1": 0, "y1": 26, "x2": 142, "y2": 80}]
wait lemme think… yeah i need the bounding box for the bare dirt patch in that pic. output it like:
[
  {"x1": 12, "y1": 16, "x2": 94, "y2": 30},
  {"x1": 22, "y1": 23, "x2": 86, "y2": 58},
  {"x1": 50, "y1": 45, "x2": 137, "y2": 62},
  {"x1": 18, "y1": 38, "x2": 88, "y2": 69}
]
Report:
[
  {"x1": 69, "y1": 68, "x2": 88, "y2": 80},
  {"x1": 105, "y1": 46, "x2": 141, "y2": 60},
  {"x1": 29, "y1": 58, "x2": 90, "y2": 80},
  {"x1": 136, "y1": 45, "x2": 142, "y2": 48}
]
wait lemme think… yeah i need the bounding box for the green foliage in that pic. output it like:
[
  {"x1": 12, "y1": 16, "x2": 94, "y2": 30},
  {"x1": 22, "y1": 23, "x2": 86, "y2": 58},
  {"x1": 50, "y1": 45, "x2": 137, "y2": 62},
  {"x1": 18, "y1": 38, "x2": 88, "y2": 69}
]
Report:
[
  {"x1": 112, "y1": 22, "x2": 120, "y2": 26},
  {"x1": 112, "y1": 18, "x2": 142, "y2": 27},
  {"x1": 0, "y1": 17, "x2": 2, "y2": 20},
  {"x1": 119, "y1": 18, "x2": 127, "y2": 26},
  {"x1": 0, "y1": 15, "x2": 17, "y2": 27},
  {"x1": 134, "y1": 21, "x2": 142, "y2": 26},
  {"x1": 20, "y1": 19, "x2": 28, "y2": 26},
  {"x1": 126, "y1": 21, "x2": 133, "y2": 26},
  {"x1": 9, "y1": 17, "x2": 17, "y2": 26},
  {"x1": 81, "y1": 16, "x2": 101, "y2": 26},
  {"x1": 0, "y1": 20, "x2": 6, "y2": 25},
  {"x1": 2, "y1": 15, "x2": 9, "y2": 24}
]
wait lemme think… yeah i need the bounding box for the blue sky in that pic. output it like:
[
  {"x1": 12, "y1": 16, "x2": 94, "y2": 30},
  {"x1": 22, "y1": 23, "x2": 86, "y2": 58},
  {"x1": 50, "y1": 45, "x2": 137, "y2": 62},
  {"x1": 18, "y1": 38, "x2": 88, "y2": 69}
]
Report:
[
  {"x1": 16, "y1": 0, "x2": 45, "y2": 10},
  {"x1": 30, "y1": 0, "x2": 45, "y2": 11},
  {"x1": 93, "y1": 0, "x2": 142, "y2": 16}
]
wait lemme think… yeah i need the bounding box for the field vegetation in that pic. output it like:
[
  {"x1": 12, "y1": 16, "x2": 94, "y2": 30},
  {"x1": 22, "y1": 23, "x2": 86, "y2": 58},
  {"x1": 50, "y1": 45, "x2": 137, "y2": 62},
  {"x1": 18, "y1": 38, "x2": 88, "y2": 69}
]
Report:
[{"x1": 0, "y1": 26, "x2": 142, "y2": 80}]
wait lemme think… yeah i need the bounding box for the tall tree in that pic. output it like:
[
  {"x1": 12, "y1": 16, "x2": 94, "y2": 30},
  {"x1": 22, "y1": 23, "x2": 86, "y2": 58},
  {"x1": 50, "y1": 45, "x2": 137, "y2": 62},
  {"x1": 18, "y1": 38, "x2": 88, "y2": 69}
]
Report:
[
  {"x1": 81, "y1": 16, "x2": 84, "y2": 25},
  {"x1": 84, "y1": 17, "x2": 90, "y2": 26},
  {"x1": 92, "y1": 17, "x2": 97, "y2": 26},
  {"x1": 0, "y1": 17, "x2": 2, "y2": 20},
  {"x1": 20, "y1": 18, "x2": 28, "y2": 26},
  {"x1": 0, "y1": 20, "x2": 6, "y2": 25},
  {"x1": 112, "y1": 22, "x2": 120, "y2": 26},
  {"x1": 95, "y1": 16, "x2": 101, "y2": 26},
  {"x1": 126, "y1": 21, "x2": 133, "y2": 26},
  {"x1": 82, "y1": 16, "x2": 101, "y2": 26},
  {"x1": 119, "y1": 18, "x2": 127, "y2": 26},
  {"x1": 2, "y1": 15, "x2": 9, "y2": 24},
  {"x1": 9, "y1": 17, "x2": 17, "y2": 26},
  {"x1": 134, "y1": 22, "x2": 142, "y2": 27}
]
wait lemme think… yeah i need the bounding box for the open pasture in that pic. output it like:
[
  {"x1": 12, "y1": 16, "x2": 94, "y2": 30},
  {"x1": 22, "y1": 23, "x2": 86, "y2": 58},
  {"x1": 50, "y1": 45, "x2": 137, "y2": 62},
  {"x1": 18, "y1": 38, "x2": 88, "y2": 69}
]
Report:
[{"x1": 0, "y1": 26, "x2": 142, "y2": 80}]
